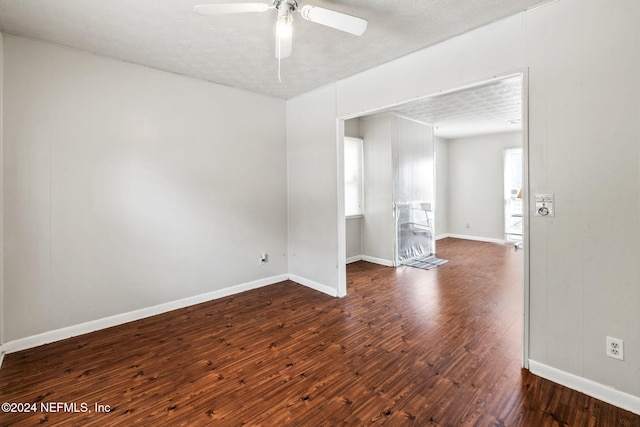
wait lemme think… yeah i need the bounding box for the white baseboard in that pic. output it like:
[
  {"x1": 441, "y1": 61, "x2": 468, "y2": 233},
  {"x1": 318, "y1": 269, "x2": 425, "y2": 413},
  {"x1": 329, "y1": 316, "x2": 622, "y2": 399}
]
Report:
[
  {"x1": 445, "y1": 233, "x2": 507, "y2": 245},
  {"x1": 435, "y1": 234, "x2": 451, "y2": 240},
  {"x1": 529, "y1": 360, "x2": 640, "y2": 415},
  {"x1": 347, "y1": 255, "x2": 395, "y2": 266},
  {"x1": 361, "y1": 255, "x2": 395, "y2": 267},
  {"x1": 2, "y1": 274, "x2": 289, "y2": 355},
  {"x1": 346, "y1": 255, "x2": 363, "y2": 264},
  {"x1": 288, "y1": 274, "x2": 338, "y2": 297},
  {"x1": 0, "y1": 348, "x2": 4, "y2": 368}
]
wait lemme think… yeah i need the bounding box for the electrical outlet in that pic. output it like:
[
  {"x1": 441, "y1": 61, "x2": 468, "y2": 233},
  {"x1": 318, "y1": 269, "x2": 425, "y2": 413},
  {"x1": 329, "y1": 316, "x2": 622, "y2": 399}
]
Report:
[
  {"x1": 465, "y1": 223, "x2": 470, "y2": 229},
  {"x1": 258, "y1": 253, "x2": 268, "y2": 265},
  {"x1": 606, "y1": 336, "x2": 624, "y2": 360}
]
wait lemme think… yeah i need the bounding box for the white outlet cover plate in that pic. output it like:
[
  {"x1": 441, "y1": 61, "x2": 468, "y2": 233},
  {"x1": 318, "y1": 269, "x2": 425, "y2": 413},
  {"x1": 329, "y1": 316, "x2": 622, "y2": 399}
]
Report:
[{"x1": 606, "y1": 336, "x2": 624, "y2": 360}]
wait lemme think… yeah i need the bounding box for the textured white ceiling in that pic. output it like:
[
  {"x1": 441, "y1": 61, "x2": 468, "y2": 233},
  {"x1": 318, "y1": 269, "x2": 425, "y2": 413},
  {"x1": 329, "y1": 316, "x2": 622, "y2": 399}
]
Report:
[
  {"x1": 389, "y1": 75, "x2": 523, "y2": 139},
  {"x1": 0, "y1": 0, "x2": 551, "y2": 99}
]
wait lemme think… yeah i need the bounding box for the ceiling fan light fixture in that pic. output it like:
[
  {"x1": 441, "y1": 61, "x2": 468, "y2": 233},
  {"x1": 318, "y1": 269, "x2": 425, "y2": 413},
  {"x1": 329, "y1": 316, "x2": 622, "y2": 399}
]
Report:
[
  {"x1": 276, "y1": 10, "x2": 293, "y2": 39},
  {"x1": 194, "y1": 0, "x2": 367, "y2": 63},
  {"x1": 275, "y1": 0, "x2": 295, "y2": 59}
]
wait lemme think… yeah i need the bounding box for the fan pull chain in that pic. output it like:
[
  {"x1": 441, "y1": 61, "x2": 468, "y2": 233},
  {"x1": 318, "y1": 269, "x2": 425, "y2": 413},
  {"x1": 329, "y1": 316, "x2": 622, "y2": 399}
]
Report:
[{"x1": 277, "y1": 37, "x2": 282, "y2": 82}]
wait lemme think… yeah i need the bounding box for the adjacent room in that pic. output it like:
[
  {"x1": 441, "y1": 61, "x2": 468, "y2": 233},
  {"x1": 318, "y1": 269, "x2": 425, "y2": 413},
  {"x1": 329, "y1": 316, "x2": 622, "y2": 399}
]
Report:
[
  {"x1": 1, "y1": 0, "x2": 639, "y2": 425},
  {"x1": 344, "y1": 75, "x2": 525, "y2": 267}
]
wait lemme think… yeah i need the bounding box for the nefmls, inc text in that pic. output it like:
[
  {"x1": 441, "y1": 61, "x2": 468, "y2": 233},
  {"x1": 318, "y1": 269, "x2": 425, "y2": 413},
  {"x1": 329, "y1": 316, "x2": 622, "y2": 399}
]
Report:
[{"x1": 2, "y1": 401, "x2": 111, "y2": 413}]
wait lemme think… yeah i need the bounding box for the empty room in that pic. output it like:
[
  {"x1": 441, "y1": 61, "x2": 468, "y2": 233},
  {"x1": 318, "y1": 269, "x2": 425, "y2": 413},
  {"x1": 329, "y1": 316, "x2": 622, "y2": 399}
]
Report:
[{"x1": 1, "y1": 0, "x2": 639, "y2": 425}]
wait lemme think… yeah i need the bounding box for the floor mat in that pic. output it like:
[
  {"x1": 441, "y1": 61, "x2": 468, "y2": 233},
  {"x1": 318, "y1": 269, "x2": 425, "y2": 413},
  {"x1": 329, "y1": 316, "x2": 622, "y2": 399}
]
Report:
[{"x1": 402, "y1": 255, "x2": 448, "y2": 270}]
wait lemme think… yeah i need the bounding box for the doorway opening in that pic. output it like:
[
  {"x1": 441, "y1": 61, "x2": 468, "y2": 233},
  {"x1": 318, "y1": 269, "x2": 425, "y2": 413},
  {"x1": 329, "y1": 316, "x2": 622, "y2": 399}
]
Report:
[{"x1": 340, "y1": 72, "x2": 529, "y2": 366}]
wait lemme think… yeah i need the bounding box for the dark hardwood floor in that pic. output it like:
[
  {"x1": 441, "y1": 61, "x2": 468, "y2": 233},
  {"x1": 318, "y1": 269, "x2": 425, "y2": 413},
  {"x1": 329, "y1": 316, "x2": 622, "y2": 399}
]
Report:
[{"x1": 1, "y1": 238, "x2": 639, "y2": 426}]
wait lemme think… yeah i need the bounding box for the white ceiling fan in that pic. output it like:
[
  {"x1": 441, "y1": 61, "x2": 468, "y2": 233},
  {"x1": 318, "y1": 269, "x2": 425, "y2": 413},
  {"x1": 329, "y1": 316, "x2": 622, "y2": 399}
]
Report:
[{"x1": 194, "y1": 1, "x2": 368, "y2": 59}]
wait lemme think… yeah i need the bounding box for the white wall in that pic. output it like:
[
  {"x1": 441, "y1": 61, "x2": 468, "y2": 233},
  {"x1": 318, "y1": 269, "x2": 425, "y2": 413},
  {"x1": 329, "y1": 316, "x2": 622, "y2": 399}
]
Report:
[
  {"x1": 434, "y1": 136, "x2": 449, "y2": 238},
  {"x1": 360, "y1": 115, "x2": 394, "y2": 263},
  {"x1": 525, "y1": 0, "x2": 639, "y2": 399},
  {"x1": 447, "y1": 132, "x2": 522, "y2": 241},
  {"x1": 318, "y1": 0, "x2": 639, "y2": 407},
  {"x1": 287, "y1": 84, "x2": 342, "y2": 296},
  {"x1": 2, "y1": 37, "x2": 288, "y2": 342},
  {"x1": 345, "y1": 220, "x2": 361, "y2": 261},
  {"x1": 344, "y1": 118, "x2": 361, "y2": 139}
]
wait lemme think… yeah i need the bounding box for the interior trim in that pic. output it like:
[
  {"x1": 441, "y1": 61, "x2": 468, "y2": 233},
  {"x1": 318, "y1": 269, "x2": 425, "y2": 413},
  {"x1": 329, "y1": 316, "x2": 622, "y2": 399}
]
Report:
[
  {"x1": 442, "y1": 233, "x2": 507, "y2": 245},
  {"x1": 346, "y1": 255, "x2": 363, "y2": 264},
  {"x1": 1, "y1": 272, "x2": 343, "y2": 356},
  {"x1": 361, "y1": 255, "x2": 395, "y2": 267},
  {"x1": 1, "y1": 274, "x2": 289, "y2": 355},
  {"x1": 529, "y1": 360, "x2": 640, "y2": 416},
  {"x1": 288, "y1": 274, "x2": 339, "y2": 297}
]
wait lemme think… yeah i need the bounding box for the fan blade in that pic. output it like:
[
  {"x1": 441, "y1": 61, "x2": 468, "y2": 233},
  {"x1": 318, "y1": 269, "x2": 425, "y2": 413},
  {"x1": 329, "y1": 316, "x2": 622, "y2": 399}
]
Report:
[
  {"x1": 299, "y1": 5, "x2": 367, "y2": 36},
  {"x1": 194, "y1": 3, "x2": 271, "y2": 15},
  {"x1": 275, "y1": 33, "x2": 292, "y2": 59}
]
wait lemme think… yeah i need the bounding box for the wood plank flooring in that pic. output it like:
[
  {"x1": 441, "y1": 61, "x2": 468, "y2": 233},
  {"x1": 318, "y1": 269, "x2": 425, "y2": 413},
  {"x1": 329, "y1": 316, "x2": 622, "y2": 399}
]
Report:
[{"x1": 1, "y1": 238, "x2": 639, "y2": 426}]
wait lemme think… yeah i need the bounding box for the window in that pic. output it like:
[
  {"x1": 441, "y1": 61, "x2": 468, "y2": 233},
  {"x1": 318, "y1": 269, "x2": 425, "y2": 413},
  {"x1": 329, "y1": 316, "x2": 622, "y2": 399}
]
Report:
[{"x1": 344, "y1": 137, "x2": 364, "y2": 217}]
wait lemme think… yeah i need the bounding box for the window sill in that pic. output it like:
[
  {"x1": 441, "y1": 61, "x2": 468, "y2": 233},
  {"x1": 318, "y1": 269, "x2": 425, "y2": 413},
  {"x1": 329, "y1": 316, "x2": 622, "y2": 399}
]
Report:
[{"x1": 346, "y1": 214, "x2": 364, "y2": 220}]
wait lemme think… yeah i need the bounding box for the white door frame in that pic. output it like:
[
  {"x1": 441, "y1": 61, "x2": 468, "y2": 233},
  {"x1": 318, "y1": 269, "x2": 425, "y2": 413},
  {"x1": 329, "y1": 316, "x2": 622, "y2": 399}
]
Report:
[{"x1": 337, "y1": 69, "x2": 531, "y2": 368}]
